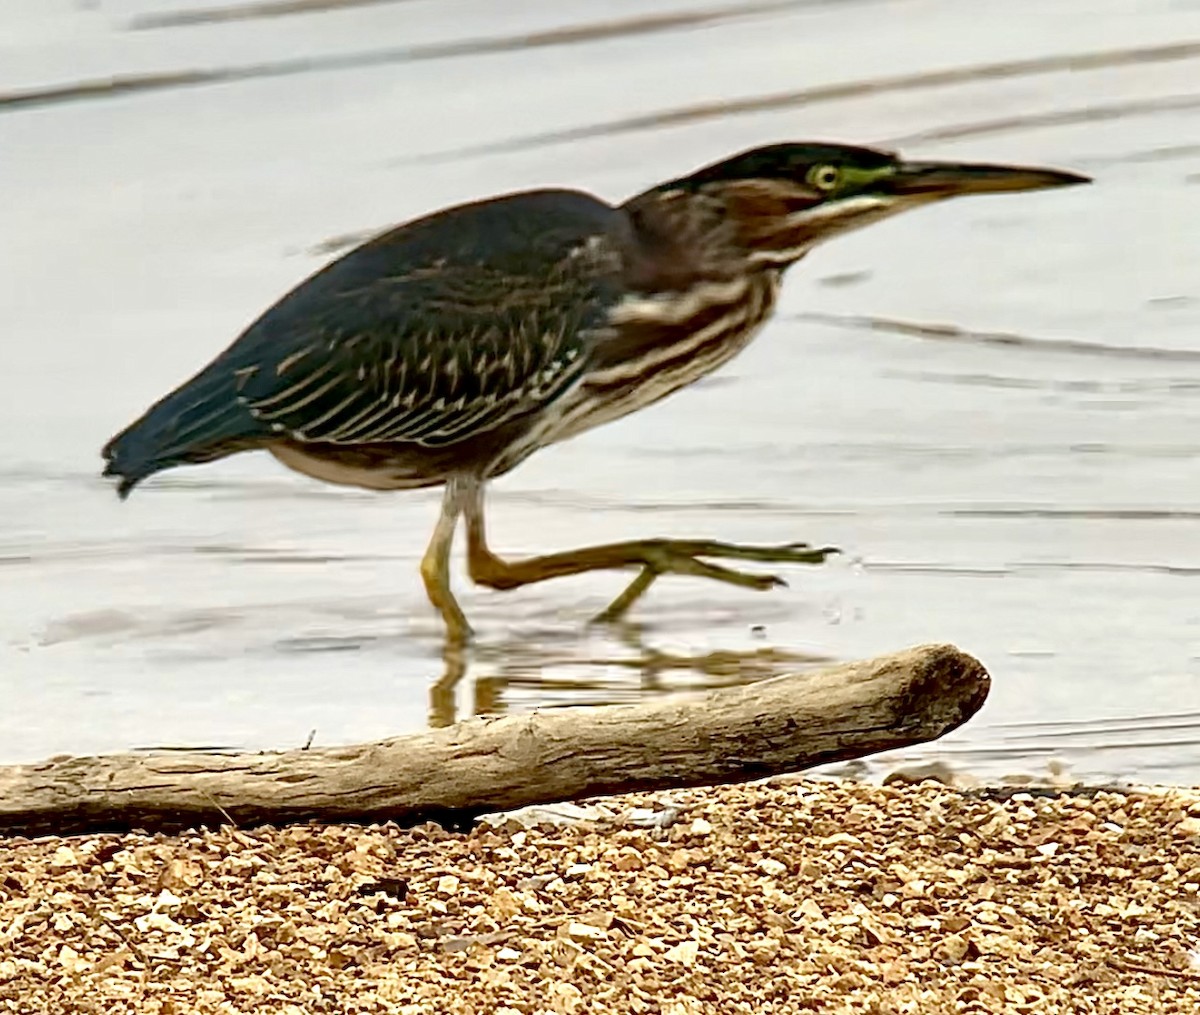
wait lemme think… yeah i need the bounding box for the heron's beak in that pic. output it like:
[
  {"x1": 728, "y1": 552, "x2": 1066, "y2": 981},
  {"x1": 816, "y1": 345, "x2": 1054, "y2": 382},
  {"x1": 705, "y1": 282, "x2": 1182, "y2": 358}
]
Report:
[
  {"x1": 778, "y1": 156, "x2": 1091, "y2": 252},
  {"x1": 886, "y1": 160, "x2": 1091, "y2": 199}
]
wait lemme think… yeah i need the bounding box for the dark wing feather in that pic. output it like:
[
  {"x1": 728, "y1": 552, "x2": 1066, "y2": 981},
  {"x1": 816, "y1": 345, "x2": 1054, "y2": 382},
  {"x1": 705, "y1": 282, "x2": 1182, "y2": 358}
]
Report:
[
  {"x1": 102, "y1": 189, "x2": 629, "y2": 491},
  {"x1": 232, "y1": 189, "x2": 628, "y2": 447}
]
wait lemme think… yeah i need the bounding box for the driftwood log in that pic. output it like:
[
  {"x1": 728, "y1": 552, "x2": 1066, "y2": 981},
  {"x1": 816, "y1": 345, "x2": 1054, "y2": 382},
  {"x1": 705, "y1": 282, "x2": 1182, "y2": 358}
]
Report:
[{"x1": 0, "y1": 643, "x2": 988, "y2": 838}]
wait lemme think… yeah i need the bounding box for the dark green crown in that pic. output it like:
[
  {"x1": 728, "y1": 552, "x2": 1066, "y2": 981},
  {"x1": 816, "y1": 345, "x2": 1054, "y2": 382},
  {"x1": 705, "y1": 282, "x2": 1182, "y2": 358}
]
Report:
[{"x1": 664, "y1": 142, "x2": 897, "y2": 191}]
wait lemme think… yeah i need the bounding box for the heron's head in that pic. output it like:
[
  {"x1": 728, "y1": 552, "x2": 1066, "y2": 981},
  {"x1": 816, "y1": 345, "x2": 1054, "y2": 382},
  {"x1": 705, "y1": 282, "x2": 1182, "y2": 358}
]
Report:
[{"x1": 659, "y1": 141, "x2": 1090, "y2": 268}]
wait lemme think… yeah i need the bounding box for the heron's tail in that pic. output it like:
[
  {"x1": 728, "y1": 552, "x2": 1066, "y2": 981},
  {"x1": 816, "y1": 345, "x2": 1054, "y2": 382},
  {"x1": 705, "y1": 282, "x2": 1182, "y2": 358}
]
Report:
[{"x1": 101, "y1": 367, "x2": 259, "y2": 498}]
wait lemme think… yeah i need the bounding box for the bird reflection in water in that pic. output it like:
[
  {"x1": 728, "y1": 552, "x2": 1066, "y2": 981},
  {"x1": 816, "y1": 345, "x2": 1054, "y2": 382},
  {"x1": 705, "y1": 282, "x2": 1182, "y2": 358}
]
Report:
[{"x1": 425, "y1": 620, "x2": 833, "y2": 728}]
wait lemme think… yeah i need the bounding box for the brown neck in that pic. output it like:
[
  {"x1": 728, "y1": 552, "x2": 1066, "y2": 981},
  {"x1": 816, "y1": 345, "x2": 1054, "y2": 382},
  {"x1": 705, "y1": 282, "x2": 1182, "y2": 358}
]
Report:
[
  {"x1": 623, "y1": 179, "x2": 822, "y2": 282},
  {"x1": 620, "y1": 188, "x2": 744, "y2": 292}
]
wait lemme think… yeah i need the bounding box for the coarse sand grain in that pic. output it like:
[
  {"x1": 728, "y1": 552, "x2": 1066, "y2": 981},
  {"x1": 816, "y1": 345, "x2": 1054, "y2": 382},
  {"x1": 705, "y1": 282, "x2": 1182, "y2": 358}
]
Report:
[{"x1": 1, "y1": 779, "x2": 1198, "y2": 1014}]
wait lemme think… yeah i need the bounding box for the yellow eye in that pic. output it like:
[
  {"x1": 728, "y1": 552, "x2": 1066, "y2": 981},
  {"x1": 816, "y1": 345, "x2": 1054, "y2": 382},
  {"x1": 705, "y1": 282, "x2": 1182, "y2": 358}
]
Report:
[{"x1": 808, "y1": 164, "x2": 841, "y2": 192}]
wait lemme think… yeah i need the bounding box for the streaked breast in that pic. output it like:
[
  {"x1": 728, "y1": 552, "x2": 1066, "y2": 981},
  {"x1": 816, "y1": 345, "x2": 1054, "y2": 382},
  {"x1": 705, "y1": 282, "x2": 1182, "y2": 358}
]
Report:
[{"x1": 543, "y1": 269, "x2": 781, "y2": 443}]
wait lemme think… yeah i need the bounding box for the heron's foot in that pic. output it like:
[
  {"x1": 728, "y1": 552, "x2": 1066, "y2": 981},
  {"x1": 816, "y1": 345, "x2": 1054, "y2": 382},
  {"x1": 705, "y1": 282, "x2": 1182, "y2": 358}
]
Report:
[
  {"x1": 420, "y1": 550, "x2": 474, "y2": 647},
  {"x1": 440, "y1": 608, "x2": 474, "y2": 649},
  {"x1": 594, "y1": 539, "x2": 839, "y2": 623},
  {"x1": 466, "y1": 527, "x2": 837, "y2": 622}
]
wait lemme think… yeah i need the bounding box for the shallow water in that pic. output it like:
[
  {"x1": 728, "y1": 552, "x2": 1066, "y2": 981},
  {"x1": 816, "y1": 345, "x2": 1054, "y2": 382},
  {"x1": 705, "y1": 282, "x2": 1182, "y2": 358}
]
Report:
[{"x1": 2, "y1": 0, "x2": 1198, "y2": 783}]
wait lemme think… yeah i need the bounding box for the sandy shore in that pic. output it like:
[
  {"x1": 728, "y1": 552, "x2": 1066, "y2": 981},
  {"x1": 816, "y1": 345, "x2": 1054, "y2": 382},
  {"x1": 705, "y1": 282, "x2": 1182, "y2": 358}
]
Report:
[{"x1": 1, "y1": 778, "x2": 1197, "y2": 1014}]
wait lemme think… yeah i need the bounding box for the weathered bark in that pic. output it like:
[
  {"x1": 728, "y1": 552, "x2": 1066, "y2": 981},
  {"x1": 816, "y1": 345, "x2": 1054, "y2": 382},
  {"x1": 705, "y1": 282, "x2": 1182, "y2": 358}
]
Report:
[{"x1": 0, "y1": 643, "x2": 988, "y2": 838}]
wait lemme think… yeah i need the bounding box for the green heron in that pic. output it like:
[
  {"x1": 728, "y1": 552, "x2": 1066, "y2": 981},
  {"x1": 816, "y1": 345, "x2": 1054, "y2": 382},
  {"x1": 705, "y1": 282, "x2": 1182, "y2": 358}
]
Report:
[{"x1": 102, "y1": 142, "x2": 1088, "y2": 643}]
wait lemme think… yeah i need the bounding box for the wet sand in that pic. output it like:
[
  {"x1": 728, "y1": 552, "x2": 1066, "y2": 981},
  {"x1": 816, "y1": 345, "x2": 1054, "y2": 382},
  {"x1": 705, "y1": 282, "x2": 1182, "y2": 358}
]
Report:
[{"x1": 1, "y1": 0, "x2": 1198, "y2": 781}]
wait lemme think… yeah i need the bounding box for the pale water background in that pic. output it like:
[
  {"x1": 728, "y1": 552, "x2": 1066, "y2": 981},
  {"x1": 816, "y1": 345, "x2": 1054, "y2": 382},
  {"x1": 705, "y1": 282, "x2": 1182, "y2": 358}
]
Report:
[{"x1": 1, "y1": 0, "x2": 1198, "y2": 783}]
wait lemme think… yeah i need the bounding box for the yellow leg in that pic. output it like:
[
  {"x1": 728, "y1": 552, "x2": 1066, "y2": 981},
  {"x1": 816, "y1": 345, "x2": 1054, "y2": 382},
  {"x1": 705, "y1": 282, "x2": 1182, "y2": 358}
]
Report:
[
  {"x1": 420, "y1": 478, "x2": 471, "y2": 645},
  {"x1": 462, "y1": 481, "x2": 835, "y2": 622}
]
